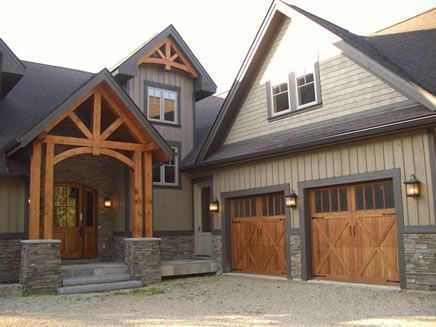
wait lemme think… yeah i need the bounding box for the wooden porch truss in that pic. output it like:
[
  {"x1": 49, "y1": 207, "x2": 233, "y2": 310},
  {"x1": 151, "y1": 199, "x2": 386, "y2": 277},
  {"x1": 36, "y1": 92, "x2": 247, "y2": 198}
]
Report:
[
  {"x1": 138, "y1": 37, "x2": 199, "y2": 78},
  {"x1": 28, "y1": 84, "x2": 161, "y2": 240}
]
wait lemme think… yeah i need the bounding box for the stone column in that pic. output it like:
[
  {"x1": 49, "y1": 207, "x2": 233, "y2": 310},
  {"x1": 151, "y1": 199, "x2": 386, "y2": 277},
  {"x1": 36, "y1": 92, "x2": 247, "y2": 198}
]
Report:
[
  {"x1": 20, "y1": 240, "x2": 61, "y2": 294},
  {"x1": 290, "y1": 234, "x2": 302, "y2": 279},
  {"x1": 0, "y1": 239, "x2": 22, "y2": 283},
  {"x1": 211, "y1": 234, "x2": 223, "y2": 273},
  {"x1": 124, "y1": 237, "x2": 161, "y2": 285},
  {"x1": 404, "y1": 233, "x2": 436, "y2": 291}
]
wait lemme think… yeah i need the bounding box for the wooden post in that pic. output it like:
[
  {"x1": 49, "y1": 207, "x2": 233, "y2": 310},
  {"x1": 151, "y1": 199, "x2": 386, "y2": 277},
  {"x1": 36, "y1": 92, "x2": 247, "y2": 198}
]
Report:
[
  {"x1": 43, "y1": 143, "x2": 54, "y2": 239},
  {"x1": 28, "y1": 141, "x2": 42, "y2": 239},
  {"x1": 132, "y1": 151, "x2": 143, "y2": 238},
  {"x1": 93, "y1": 91, "x2": 101, "y2": 155},
  {"x1": 143, "y1": 151, "x2": 153, "y2": 237}
]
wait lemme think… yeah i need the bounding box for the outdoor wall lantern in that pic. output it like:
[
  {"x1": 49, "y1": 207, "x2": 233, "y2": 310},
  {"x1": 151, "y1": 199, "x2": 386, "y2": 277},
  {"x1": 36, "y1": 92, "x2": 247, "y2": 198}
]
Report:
[
  {"x1": 103, "y1": 197, "x2": 113, "y2": 208},
  {"x1": 404, "y1": 174, "x2": 421, "y2": 197},
  {"x1": 209, "y1": 199, "x2": 220, "y2": 213},
  {"x1": 285, "y1": 190, "x2": 298, "y2": 208}
]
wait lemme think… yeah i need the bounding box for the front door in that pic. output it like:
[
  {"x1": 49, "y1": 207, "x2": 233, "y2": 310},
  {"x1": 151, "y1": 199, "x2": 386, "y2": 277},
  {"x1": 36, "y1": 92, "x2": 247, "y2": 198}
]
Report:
[
  {"x1": 194, "y1": 183, "x2": 212, "y2": 256},
  {"x1": 53, "y1": 184, "x2": 97, "y2": 259},
  {"x1": 231, "y1": 193, "x2": 287, "y2": 276},
  {"x1": 310, "y1": 180, "x2": 399, "y2": 285}
]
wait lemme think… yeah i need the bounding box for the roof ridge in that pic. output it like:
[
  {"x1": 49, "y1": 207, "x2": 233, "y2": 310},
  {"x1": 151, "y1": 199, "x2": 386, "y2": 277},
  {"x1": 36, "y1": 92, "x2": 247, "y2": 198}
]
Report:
[
  {"x1": 374, "y1": 7, "x2": 436, "y2": 34},
  {"x1": 21, "y1": 60, "x2": 93, "y2": 75}
]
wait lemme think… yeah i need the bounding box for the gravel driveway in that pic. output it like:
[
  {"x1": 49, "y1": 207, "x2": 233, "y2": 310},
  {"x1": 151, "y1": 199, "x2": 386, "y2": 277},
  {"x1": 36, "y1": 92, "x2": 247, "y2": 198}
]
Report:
[{"x1": 0, "y1": 275, "x2": 435, "y2": 326}]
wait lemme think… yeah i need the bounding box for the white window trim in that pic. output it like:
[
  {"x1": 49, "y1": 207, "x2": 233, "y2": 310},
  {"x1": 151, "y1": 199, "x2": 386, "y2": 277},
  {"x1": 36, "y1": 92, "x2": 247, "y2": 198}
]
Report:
[
  {"x1": 270, "y1": 81, "x2": 292, "y2": 117},
  {"x1": 153, "y1": 146, "x2": 179, "y2": 186},
  {"x1": 295, "y1": 65, "x2": 319, "y2": 110},
  {"x1": 147, "y1": 86, "x2": 178, "y2": 125}
]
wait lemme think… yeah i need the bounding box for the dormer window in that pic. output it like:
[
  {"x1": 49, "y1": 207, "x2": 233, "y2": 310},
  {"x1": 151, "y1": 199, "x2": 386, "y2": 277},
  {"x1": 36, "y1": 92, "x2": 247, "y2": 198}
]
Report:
[
  {"x1": 267, "y1": 62, "x2": 321, "y2": 120},
  {"x1": 295, "y1": 65, "x2": 319, "y2": 109},
  {"x1": 144, "y1": 81, "x2": 180, "y2": 126},
  {"x1": 271, "y1": 82, "x2": 290, "y2": 115}
]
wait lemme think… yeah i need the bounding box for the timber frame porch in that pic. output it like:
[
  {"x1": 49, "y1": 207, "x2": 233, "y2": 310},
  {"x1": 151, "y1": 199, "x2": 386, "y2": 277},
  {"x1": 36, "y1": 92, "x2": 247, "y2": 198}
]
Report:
[{"x1": 27, "y1": 79, "x2": 171, "y2": 240}]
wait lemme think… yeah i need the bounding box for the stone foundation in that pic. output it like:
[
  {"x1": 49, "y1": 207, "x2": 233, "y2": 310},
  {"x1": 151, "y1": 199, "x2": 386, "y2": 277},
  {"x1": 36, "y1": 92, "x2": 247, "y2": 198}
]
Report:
[
  {"x1": 125, "y1": 238, "x2": 161, "y2": 285},
  {"x1": 404, "y1": 233, "x2": 436, "y2": 291},
  {"x1": 0, "y1": 239, "x2": 22, "y2": 283},
  {"x1": 159, "y1": 234, "x2": 194, "y2": 260},
  {"x1": 20, "y1": 240, "x2": 61, "y2": 294},
  {"x1": 211, "y1": 234, "x2": 222, "y2": 273},
  {"x1": 290, "y1": 234, "x2": 302, "y2": 279}
]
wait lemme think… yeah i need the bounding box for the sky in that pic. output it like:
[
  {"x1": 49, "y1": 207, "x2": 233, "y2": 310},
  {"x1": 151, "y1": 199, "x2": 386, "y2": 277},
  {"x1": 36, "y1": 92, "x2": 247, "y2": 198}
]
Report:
[{"x1": 1, "y1": 0, "x2": 434, "y2": 92}]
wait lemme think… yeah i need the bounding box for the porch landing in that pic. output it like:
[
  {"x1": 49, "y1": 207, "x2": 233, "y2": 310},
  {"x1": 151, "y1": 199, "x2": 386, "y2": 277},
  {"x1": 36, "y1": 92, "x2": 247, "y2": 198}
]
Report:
[{"x1": 161, "y1": 258, "x2": 217, "y2": 277}]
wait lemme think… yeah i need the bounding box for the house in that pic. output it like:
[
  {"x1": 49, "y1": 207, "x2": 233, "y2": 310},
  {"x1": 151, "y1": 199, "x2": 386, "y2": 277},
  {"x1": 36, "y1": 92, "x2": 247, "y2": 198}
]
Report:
[{"x1": 0, "y1": 0, "x2": 435, "y2": 294}]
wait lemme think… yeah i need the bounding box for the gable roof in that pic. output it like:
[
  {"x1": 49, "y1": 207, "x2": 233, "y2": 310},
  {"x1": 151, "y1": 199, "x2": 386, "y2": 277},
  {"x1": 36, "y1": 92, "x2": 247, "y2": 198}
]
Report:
[
  {"x1": 182, "y1": 92, "x2": 226, "y2": 168},
  {"x1": 0, "y1": 38, "x2": 26, "y2": 97},
  {"x1": 186, "y1": 102, "x2": 436, "y2": 170},
  {"x1": 111, "y1": 25, "x2": 216, "y2": 101},
  {"x1": 5, "y1": 67, "x2": 173, "y2": 162},
  {"x1": 0, "y1": 61, "x2": 92, "y2": 152},
  {"x1": 196, "y1": 1, "x2": 436, "y2": 166}
]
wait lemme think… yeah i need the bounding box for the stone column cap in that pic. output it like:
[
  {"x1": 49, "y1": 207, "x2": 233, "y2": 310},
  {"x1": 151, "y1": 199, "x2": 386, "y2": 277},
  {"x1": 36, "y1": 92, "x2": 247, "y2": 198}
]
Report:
[
  {"x1": 125, "y1": 237, "x2": 161, "y2": 241},
  {"x1": 21, "y1": 240, "x2": 61, "y2": 244}
]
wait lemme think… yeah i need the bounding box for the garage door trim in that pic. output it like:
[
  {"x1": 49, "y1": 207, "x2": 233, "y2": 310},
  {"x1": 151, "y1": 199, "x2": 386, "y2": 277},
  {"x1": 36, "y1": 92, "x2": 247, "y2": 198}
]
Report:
[
  {"x1": 298, "y1": 168, "x2": 406, "y2": 289},
  {"x1": 221, "y1": 183, "x2": 292, "y2": 277}
]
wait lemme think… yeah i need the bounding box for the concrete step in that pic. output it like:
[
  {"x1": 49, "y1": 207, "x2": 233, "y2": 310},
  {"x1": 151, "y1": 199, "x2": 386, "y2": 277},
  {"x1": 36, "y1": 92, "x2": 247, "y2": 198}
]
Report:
[
  {"x1": 61, "y1": 262, "x2": 128, "y2": 279},
  {"x1": 62, "y1": 273, "x2": 132, "y2": 287},
  {"x1": 58, "y1": 280, "x2": 142, "y2": 295},
  {"x1": 161, "y1": 259, "x2": 217, "y2": 277}
]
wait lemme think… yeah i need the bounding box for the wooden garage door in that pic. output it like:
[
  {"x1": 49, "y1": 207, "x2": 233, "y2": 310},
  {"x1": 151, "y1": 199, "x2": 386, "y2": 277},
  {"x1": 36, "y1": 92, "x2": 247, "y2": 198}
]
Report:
[
  {"x1": 310, "y1": 180, "x2": 399, "y2": 285},
  {"x1": 231, "y1": 193, "x2": 287, "y2": 276}
]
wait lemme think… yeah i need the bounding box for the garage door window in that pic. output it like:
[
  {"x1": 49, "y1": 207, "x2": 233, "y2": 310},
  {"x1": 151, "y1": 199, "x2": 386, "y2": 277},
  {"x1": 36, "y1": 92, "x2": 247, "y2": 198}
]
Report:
[
  {"x1": 314, "y1": 187, "x2": 348, "y2": 213},
  {"x1": 354, "y1": 181, "x2": 394, "y2": 210},
  {"x1": 232, "y1": 197, "x2": 256, "y2": 218}
]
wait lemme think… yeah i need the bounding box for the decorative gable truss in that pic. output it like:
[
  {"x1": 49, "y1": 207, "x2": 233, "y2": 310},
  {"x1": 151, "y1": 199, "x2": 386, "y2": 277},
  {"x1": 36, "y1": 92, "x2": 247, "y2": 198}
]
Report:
[{"x1": 138, "y1": 37, "x2": 199, "y2": 78}]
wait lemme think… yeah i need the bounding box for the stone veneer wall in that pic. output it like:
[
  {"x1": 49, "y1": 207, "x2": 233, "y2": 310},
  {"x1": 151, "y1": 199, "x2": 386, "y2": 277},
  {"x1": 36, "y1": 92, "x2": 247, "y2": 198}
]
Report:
[
  {"x1": 159, "y1": 234, "x2": 194, "y2": 260},
  {"x1": 0, "y1": 240, "x2": 22, "y2": 283},
  {"x1": 112, "y1": 236, "x2": 126, "y2": 262},
  {"x1": 404, "y1": 233, "x2": 436, "y2": 291},
  {"x1": 211, "y1": 234, "x2": 222, "y2": 273},
  {"x1": 55, "y1": 154, "x2": 125, "y2": 260},
  {"x1": 290, "y1": 234, "x2": 301, "y2": 279},
  {"x1": 125, "y1": 238, "x2": 161, "y2": 285},
  {"x1": 20, "y1": 240, "x2": 61, "y2": 294}
]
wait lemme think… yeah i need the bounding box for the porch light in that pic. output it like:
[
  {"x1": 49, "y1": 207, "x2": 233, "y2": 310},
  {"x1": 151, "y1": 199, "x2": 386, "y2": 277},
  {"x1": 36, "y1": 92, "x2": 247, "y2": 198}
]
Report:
[
  {"x1": 209, "y1": 199, "x2": 219, "y2": 213},
  {"x1": 285, "y1": 190, "x2": 298, "y2": 208},
  {"x1": 404, "y1": 174, "x2": 420, "y2": 197},
  {"x1": 103, "y1": 197, "x2": 113, "y2": 208}
]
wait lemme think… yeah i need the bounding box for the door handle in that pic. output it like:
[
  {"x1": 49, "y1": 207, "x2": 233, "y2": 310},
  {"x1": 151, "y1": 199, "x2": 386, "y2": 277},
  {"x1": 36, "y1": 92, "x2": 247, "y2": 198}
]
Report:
[
  {"x1": 198, "y1": 226, "x2": 201, "y2": 232},
  {"x1": 349, "y1": 225, "x2": 352, "y2": 236},
  {"x1": 353, "y1": 225, "x2": 356, "y2": 237}
]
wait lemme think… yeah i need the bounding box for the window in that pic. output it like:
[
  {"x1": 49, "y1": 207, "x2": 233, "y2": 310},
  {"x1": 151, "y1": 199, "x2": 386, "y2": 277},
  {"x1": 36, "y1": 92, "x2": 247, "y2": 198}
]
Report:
[
  {"x1": 296, "y1": 72, "x2": 317, "y2": 109},
  {"x1": 147, "y1": 86, "x2": 177, "y2": 124},
  {"x1": 314, "y1": 187, "x2": 348, "y2": 213},
  {"x1": 271, "y1": 82, "x2": 290, "y2": 115},
  {"x1": 267, "y1": 62, "x2": 321, "y2": 120},
  {"x1": 354, "y1": 181, "x2": 394, "y2": 211},
  {"x1": 153, "y1": 146, "x2": 179, "y2": 186}
]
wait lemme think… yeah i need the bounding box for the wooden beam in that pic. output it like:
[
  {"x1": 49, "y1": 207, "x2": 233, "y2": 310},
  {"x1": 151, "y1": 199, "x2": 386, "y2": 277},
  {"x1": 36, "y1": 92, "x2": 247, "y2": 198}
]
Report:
[
  {"x1": 100, "y1": 148, "x2": 135, "y2": 170},
  {"x1": 28, "y1": 140, "x2": 42, "y2": 240},
  {"x1": 97, "y1": 86, "x2": 147, "y2": 143},
  {"x1": 43, "y1": 143, "x2": 54, "y2": 239},
  {"x1": 44, "y1": 135, "x2": 93, "y2": 147},
  {"x1": 100, "y1": 140, "x2": 146, "y2": 151},
  {"x1": 68, "y1": 112, "x2": 92, "y2": 139},
  {"x1": 100, "y1": 117, "x2": 123, "y2": 141},
  {"x1": 165, "y1": 42, "x2": 171, "y2": 71},
  {"x1": 93, "y1": 91, "x2": 101, "y2": 155},
  {"x1": 54, "y1": 147, "x2": 93, "y2": 165},
  {"x1": 143, "y1": 151, "x2": 153, "y2": 237},
  {"x1": 132, "y1": 151, "x2": 143, "y2": 238}
]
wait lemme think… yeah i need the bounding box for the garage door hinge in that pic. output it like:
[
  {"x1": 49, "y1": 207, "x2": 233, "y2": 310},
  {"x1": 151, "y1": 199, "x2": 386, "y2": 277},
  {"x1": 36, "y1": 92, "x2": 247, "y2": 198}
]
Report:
[{"x1": 386, "y1": 279, "x2": 400, "y2": 283}]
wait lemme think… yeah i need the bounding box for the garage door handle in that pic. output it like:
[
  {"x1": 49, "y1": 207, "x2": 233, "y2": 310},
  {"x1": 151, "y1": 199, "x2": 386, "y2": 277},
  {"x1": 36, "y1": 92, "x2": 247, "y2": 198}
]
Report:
[
  {"x1": 349, "y1": 225, "x2": 352, "y2": 236},
  {"x1": 353, "y1": 225, "x2": 356, "y2": 237}
]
